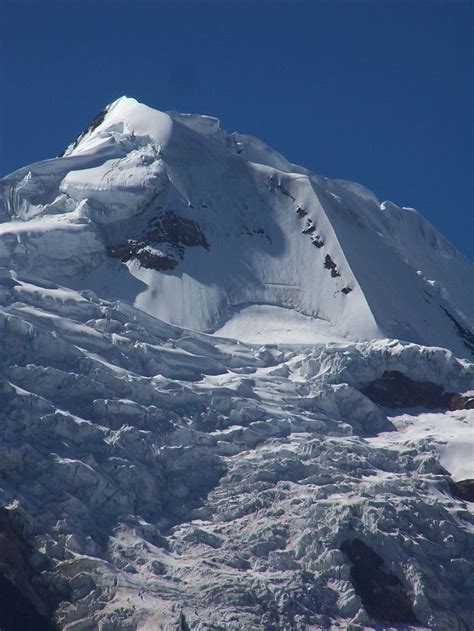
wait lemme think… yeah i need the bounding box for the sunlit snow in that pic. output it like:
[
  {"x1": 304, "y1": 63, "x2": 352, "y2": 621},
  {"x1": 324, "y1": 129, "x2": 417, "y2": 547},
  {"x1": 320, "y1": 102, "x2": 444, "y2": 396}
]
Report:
[{"x1": 0, "y1": 97, "x2": 472, "y2": 631}]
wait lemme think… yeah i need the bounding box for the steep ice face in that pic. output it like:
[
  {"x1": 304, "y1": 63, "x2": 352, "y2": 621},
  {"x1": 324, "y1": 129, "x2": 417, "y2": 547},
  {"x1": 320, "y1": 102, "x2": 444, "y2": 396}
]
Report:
[{"x1": 0, "y1": 96, "x2": 473, "y2": 358}]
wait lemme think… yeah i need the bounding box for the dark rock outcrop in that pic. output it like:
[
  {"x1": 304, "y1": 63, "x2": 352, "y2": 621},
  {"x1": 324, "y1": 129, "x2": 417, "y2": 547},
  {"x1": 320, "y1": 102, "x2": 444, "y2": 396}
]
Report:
[
  {"x1": 361, "y1": 370, "x2": 472, "y2": 410},
  {"x1": 449, "y1": 479, "x2": 474, "y2": 503},
  {"x1": 179, "y1": 611, "x2": 191, "y2": 631},
  {"x1": 341, "y1": 538, "x2": 419, "y2": 625},
  {"x1": 448, "y1": 393, "x2": 474, "y2": 410},
  {"x1": 109, "y1": 211, "x2": 209, "y2": 271},
  {"x1": 0, "y1": 510, "x2": 58, "y2": 631},
  {"x1": 58, "y1": 108, "x2": 107, "y2": 157},
  {"x1": 295, "y1": 206, "x2": 307, "y2": 218},
  {"x1": 109, "y1": 241, "x2": 177, "y2": 270},
  {"x1": 311, "y1": 235, "x2": 324, "y2": 248},
  {"x1": 155, "y1": 212, "x2": 209, "y2": 252},
  {"x1": 324, "y1": 254, "x2": 340, "y2": 277},
  {"x1": 441, "y1": 307, "x2": 474, "y2": 355},
  {"x1": 294, "y1": 207, "x2": 325, "y2": 248}
]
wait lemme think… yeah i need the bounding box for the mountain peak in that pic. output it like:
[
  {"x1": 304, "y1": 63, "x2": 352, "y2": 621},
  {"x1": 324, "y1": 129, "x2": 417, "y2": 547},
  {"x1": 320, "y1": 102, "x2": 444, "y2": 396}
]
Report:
[
  {"x1": 0, "y1": 98, "x2": 473, "y2": 631},
  {"x1": 65, "y1": 95, "x2": 174, "y2": 157},
  {"x1": 1, "y1": 99, "x2": 472, "y2": 357}
]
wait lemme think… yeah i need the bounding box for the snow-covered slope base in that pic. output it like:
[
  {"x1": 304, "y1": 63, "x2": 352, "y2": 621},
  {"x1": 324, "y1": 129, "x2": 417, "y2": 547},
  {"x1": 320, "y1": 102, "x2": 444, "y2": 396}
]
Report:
[
  {"x1": 0, "y1": 270, "x2": 473, "y2": 630},
  {"x1": 1, "y1": 97, "x2": 473, "y2": 357}
]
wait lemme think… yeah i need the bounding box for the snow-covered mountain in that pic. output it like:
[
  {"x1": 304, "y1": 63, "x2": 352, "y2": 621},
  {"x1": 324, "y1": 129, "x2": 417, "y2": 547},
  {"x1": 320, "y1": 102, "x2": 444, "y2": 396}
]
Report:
[
  {"x1": 1, "y1": 96, "x2": 473, "y2": 355},
  {"x1": 0, "y1": 98, "x2": 473, "y2": 631}
]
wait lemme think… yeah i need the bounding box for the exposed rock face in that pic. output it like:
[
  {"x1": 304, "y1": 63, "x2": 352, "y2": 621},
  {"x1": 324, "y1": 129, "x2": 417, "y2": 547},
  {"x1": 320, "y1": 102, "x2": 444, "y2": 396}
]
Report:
[
  {"x1": 448, "y1": 393, "x2": 474, "y2": 410},
  {"x1": 361, "y1": 370, "x2": 472, "y2": 410},
  {"x1": 450, "y1": 479, "x2": 474, "y2": 502},
  {"x1": 0, "y1": 510, "x2": 57, "y2": 631},
  {"x1": 58, "y1": 107, "x2": 108, "y2": 158},
  {"x1": 323, "y1": 253, "x2": 341, "y2": 278},
  {"x1": 108, "y1": 211, "x2": 209, "y2": 271},
  {"x1": 109, "y1": 241, "x2": 178, "y2": 270},
  {"x1": 442, "y1": 306, "x2": 474, "y2": 355},
  {"x1": 341, "y1": 539, "x2": 419, "y2": 625}
]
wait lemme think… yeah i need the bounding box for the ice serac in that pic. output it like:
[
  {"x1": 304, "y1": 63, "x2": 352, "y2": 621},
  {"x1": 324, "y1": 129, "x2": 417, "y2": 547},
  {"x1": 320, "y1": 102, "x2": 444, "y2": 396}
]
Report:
[
  {"x1": 0, "y1": 271, "x2": 473, "y2": 631},
  {"x1": 1, "y1": 96, "x2": 473, "y2": 356}
]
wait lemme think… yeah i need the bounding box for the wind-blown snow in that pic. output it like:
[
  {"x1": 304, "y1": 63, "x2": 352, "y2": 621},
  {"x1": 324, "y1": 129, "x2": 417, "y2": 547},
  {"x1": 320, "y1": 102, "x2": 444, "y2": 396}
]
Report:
[{"x1": 214, "y1": 304, "x2": 349, "y2": 344}]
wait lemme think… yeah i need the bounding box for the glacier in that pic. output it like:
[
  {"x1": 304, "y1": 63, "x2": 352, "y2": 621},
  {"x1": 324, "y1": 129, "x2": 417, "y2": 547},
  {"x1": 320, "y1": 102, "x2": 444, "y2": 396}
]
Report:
[{"x1": 0, "y1": 97, "x2": 473, "y2": 630}]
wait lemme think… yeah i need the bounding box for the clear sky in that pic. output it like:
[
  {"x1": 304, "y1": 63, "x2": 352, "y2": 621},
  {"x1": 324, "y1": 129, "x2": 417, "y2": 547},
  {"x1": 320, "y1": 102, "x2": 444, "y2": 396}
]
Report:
[{"x1": 1, "y1": 0, "x2": 472, "y2": 257}]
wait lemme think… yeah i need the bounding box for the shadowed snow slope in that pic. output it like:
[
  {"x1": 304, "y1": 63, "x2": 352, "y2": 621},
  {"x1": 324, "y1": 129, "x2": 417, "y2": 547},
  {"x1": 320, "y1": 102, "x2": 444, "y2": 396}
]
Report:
[
  {"x1": 1, "y1": 96, "x2": 473, "y2": 356},
  {"x1": 0, "y1": 98, "x2": 473, "y2": 630}
]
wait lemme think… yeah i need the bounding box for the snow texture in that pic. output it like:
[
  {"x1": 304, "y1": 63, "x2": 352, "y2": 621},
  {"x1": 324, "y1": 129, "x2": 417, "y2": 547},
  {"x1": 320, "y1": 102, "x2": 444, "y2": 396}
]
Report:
[
  {"x1": 0, "y1": 97, "x2": 473, "y2": 630},
  {"x1": 1, "y1": 96, "x2": 473, "y2": 357}
]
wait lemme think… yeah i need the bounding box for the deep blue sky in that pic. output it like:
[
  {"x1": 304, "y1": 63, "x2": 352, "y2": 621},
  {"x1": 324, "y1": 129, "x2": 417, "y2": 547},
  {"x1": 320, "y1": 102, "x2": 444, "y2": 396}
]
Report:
[{"x1": 1, "y1": 0, "x2": 472, "y2": 257}]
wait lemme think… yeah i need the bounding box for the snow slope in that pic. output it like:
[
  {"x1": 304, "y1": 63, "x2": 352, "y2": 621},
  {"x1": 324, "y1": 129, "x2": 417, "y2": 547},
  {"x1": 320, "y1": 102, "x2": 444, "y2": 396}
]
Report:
[{"x1": 1, "y1": 96, "x2": 473, "y2": 356}]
